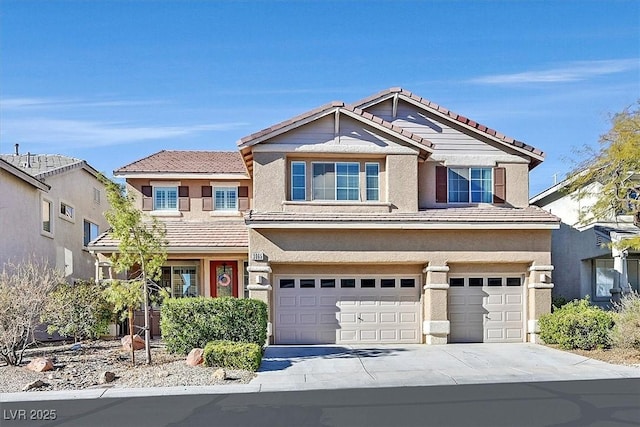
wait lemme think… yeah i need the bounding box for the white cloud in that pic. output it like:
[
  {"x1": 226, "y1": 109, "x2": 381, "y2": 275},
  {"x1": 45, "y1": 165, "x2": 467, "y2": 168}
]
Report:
[
  {"x1": 1, "y1": 118, "x2": 248, "y2": 148},
  {"x1": 0, "y1": 97, "x2": 166, "y2": 110},
  {"x1": 469, "y1": 59, "x2": 639, "y2": 85}
]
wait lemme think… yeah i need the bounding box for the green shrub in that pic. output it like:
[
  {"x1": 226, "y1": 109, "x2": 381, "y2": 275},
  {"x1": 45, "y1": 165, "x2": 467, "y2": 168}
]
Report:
[
  {"x1": 539, "y1": 297, "x2": 614, "y2": 350},
  {"x1": 203, "y1": 340, "x2": 263, "y2": 371},
  {"x1": 551, "y1": 295, "x2": 570, "y2": 312},
  {"x1": 612, "y1": 291, "x2": 640, "y2": 350},
  {"x1": 160, "y1": 297, "x2": 268, "y2": 354}
]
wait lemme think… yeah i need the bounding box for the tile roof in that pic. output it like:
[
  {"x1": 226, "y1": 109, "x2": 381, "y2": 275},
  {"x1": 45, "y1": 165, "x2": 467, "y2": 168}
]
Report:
[
  {"x1": 0, "y1": 158, "x2": 51, "y2": 191},
  {"x1": 245, "y1": 206, "x2": 559, "y2": 227},
  {"x1": 114, "y1": 150, "x2": 248, "y2": 175},
  {"x1": 89, "y1": 220, "x2": 248, "y2": 251},
  {"x1": 0, "y1": 154, "x2": 85, "y2": 178},
  {"x1": 237, "y1": 101, "x2": 434, "y2": 150},
  {"x1": 352, "y1": 87, "x2": 545, "y2": 161}
]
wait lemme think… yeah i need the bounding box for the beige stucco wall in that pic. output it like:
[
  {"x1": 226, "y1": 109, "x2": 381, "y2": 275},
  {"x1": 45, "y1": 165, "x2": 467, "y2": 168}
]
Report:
[
  {"x1": 252, "y1": 152, "x2": 287, "y2": 212},
  {"x1": 1, "y1": 167, "x2": 110, "y2": 280},
  {"x1": 126, "y1": 178, "x2": 253, "y2": 220}
]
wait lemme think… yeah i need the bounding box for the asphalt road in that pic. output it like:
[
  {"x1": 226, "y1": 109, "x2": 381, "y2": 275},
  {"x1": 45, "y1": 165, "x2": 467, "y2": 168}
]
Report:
[{"x1": 2, "y1": 378, "x2": 639, "y2": 427}]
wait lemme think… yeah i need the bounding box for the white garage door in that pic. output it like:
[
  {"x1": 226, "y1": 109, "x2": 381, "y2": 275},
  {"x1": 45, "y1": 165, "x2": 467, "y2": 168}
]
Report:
[
  {"x1": 448, "y1": 276, "x2": 524, "y2": 343},
  {"x1": 274, "y1": 275, "x2": 421, "y2": 344}
]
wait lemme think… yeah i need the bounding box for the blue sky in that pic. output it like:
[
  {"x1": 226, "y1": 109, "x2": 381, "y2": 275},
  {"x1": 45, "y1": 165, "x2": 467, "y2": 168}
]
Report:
[{"x1": 1, "y1": 0, "x2": 638, "y2": 196}]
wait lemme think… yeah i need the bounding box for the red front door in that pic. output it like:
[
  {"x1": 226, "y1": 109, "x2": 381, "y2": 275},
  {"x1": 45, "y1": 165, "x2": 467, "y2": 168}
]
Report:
[{"x1": 210, "y1": 261, "x2": 238, "y2": 297}]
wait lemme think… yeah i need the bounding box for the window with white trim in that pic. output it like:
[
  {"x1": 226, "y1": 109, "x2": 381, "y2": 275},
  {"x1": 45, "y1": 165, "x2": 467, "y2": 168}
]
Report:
[
  {"x1": 153, "y1": 187, "x2": 178, "y2": 210},
  {"x1": 41, "y1": 199, "x2": 53, "y2": 234},
  {"x1": 83, "y1": 220, "x2": 99, "y2": 246},
  {"x1": 448, "y1": 167, "x2": 493, "y2": 203},
  {"x1": 291, "y1": 162, "x2": 306, "y2": 201},
  {"x1": 215, "y1": 187, "x2": 238, "y2": 210},
  {"x1": 365, "y1": 163, "x2": 379, "y2": 201},
  {"x1": 594, "y1": 259, "x2": 615, "y2": 300},
  {"x1": 313, "y1": 162, "x2": 359, "y2": 201},
  {"x1": 60, "y1": 202, "x2": 74, "y2": 221}
]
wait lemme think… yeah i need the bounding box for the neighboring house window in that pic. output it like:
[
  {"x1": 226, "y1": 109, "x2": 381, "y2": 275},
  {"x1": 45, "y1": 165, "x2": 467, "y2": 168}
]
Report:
[
  {"x1": 594, "y1": 259, "x2": 615, "y2": 300},
  {"x1": 436, "y1": 166, "x2": 505, "y2": 204},
  {"x1": 154, "y1": 187, "x2": 178, "y2": 210},
  {"x1": 313, "y1": 162, "x2": 359, "y2": 201},
  {"x1": 291, "y1": 161, "x2": 306, "y2": 201},
  {"x1": 60, "y1": 202, "x2": 74, "y2": 221},
  {"x1": 215, "y1": 187, "x2": 238, "y2": 210},
  {"x1": 93, "y1": 187, "x2": 101, "y2": 205},
  {"x1": 365, "y1": 163, "x2": 380, "y2": 201},
  {"x1": 83, "y1": 220, "x2": 99, "y2": 246},
  {"x1": 41, "y1": 199, "x2": 53, "y2": 234},
  {"x1": 160, "y1": 266, "x2": 198, "y2": 298}
]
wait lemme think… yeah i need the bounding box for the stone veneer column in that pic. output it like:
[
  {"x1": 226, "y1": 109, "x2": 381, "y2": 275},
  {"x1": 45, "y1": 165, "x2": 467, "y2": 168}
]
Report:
[
  {"x1": 527, "y1": 264, "x2": 554, "y2": 344},
  {"x1": 247, "y1": 264, "x2": 273, "y2": 345},
  {"x1": 422, "y1": 264, "x2": 450, "y2": 345}
]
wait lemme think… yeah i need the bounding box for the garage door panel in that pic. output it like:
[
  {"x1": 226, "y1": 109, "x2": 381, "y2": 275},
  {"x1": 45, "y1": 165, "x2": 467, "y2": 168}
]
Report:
[
  {"x1": 299, "y1": 313, "x2": 317, "y2": 324},
  {"x1": 299, "y1": 296, "x2": 317, "y2": 306},
  {"x1": 279, "y1": 296, "x2": 297, "y2": 307},
  {"x1": 400, "y1": 312, "x2": 417, "y2": 323},
  {"x1": 380, "y1": 330, "x2": 397, "y2": 340},
  {"x1": 319, "y1": 296, "x2": 337, "y2": 306},
  {"x1": 360, "y1": 312, "x2": 377, "y2": 323},
  {"x1": 506, "y1": 311, "x2": 522, "y2": 322},
  {"x1": 380, "y1": 312, "x2": 397, "y2": 323},
  {"x1": 505, "y1": 294, "x2": 522, "y2": 304},
  {"x1": 340, "y1": 313, "x2": 357, "y2": 324},
  {"x1": 278, "y1": 313, "x2": 297, "y2": 325}
]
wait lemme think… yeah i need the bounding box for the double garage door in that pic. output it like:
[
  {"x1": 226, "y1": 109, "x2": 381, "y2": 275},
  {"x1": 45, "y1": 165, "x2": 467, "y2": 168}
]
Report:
[
  {"x1": 448, "y1": 276, "x2": 525, "y2": 343},
  {"x1": 274, "y1": 275, "x2": 421, "y2": 344}
]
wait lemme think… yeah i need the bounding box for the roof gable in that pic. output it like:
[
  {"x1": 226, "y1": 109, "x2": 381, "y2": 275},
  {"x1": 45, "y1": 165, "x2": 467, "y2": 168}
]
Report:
[
  {"x1": 353, "y1": 88, "x2": 545, "y2": 168},
  {"x1": 0, "y1": 158, "x2": 50, "y2": 191}
]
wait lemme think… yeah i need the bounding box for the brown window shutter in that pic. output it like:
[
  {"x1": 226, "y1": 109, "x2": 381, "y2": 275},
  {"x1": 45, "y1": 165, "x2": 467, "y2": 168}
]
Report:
[
  {"x1": 178, "y1": 186, "x2": 190, "y2": 211},
  {"x1": 493, "y1": 167, "x2": 506, "y2": 204},
  {"x1": 238, "y1": 186, "x2": 249, "y2": 198},
  {"x1": 201, "y1": 186, "x2": 212, "y2": 198},
  {"x1": 435, "y1": 166, "x2": 448, "y2": 203},
  {"x1": 141, "y1": 185, "x2": 152, "y2": 197},
  {"x1": 201, "y1": 186, "x2": 213, "y2": 211},
  {"x1": 178, "y1": 186, "x2": 189, "y2": 198}
]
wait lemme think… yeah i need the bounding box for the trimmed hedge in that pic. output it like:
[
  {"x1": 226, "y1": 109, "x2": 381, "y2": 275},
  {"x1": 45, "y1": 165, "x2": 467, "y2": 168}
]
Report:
[
  {"x1": 539, "y1": 298, "x2": 614, "y2": 350},
  {"x1": 203, "y1": 340, "x2": 263, "y2": 371},
  {"x1": 160, "y1": 297, "x2": 268, "y2": 354}
]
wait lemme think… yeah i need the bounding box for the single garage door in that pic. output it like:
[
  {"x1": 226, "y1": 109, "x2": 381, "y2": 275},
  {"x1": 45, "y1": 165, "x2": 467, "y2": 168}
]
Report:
[
  {"x1": 448, "y1": 276, "x2": 524, "y2": 343},
  {"x1": 274, "y1": 275, "x2": 421, "y2": 344}
]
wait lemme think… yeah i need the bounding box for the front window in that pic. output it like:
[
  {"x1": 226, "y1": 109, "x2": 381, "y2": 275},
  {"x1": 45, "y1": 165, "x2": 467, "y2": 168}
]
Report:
[
  {"x1": 159, "y1": 266, "x2": 198, "y2": 298},
  {"x1": 365, "y1": 163, "x2": 379, "y2": 201},
  {"x1": 214, "y1": 187, "x2": 238, "y2": 210},
  {"x1": 449, "y1": 167, "x2": 492, "y2": 203},
  {"x1": 291, "y1": 162, "x2": 306, "y2": 201},
  {"x1": 154, "y1": 187, "x2": 178, "y2": 210},
  {"x1": 83, "y1": 220, "x2": 99, "y2": 246},
  {"x1": 313, "y1": 162, "x2": 359, "y2": 201},
  {"x1": 42, "y1": 199, "x2": 52, "y2": 233},
  {"x1": 594, "y1": 259, "x2": 615, "y2": 299}
]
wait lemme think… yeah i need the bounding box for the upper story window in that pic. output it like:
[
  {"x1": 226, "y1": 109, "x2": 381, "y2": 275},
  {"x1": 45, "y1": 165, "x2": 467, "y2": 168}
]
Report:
[
  {"x1": 154, "y1": 187, "x2": 178, "y2": 210},
  {"x1": 93, "y1": 187, "x2": 101, "y2": 205},
  {"x1": 291, "y1": 162, "x2": 306, "y2": 201},
  {"x1": 215, "y1": 187, "x2": 238, "y2": 211},
  {"x1": 60, "y1": 202, "x2": 75, "y2": 221},
  {"x1": 436, "y1": 166, "x2": 506, "y2": 204},
  {"x1": 365, "y1": 163, "x2": 379, "y2": 201},
  {"x1": 313, "y1": 162, "x2": 359, "y2": 201},
  {"x1": 83, "y1": 220, "x2": 99, "y2": 246},
  {"x1": 41, "y1": 198, "x2": 53, "y2": 234}
]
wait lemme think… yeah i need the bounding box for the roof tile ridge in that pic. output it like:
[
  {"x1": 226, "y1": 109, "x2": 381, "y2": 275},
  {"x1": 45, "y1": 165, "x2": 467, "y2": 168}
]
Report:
[{"x1": 115, "y1": 150, "x2": 167, "y2": 172}]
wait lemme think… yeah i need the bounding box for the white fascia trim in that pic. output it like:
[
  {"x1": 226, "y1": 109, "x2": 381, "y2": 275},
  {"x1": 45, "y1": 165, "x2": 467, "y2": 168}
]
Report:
[
  {"x1": 247, "y1": 222, "x2": 560, "y2": 230},
  {"x1": 116, "y1": 173, "x2": 249, "y2": 180},
  {"x1": 253, "y1": 143, "x2": 417, "y2": 155},
  {"x1": 92, "y1": 247, "x2": 248, "y2": 254}
]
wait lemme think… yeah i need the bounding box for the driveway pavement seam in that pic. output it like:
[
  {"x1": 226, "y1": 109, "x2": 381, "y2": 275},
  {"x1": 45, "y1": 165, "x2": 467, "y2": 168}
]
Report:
[{"x1": 351, "y1": 346, "x2": 376, "y2": 381}]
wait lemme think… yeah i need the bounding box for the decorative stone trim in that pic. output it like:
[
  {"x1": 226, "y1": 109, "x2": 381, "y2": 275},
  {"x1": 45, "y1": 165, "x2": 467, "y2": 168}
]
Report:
[
  {"x1": 247, "y1": 284, "x2": 272, "y2": 291},
  {"x1": 423, "y1": 283, "x2": 450, "y2": 290},
  {"x1": 267, "y1": 322, "x2": 272, "y2": 337},
  {"x1": 527, "y1": 320, "x2": 539, "y2": 333},
  {"x1": 422, "y1": 265, "x2": 450, "y2": 273},
  {"x1": 528, "y1": 265, "x2": 554, "y2": 272},
  {"x1": 527, "y1": 283, "x2": 554, "y2": 289},
  {"x1": 423, "y1": 320, "x2": 450, "y2": 335},
  {"x1": 247, "y1": 266, "x2": 272, "y2": 273}
]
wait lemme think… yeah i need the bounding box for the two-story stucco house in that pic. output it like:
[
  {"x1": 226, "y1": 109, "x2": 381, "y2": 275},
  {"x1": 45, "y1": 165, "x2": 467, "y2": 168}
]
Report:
[
  {"x1": 90, "y1": 88, "x2": 559, "y2": 345},
  {"x1": 531, "y1": 176, "x2": 640, "y2": 307},
  {"x1": 0, "y1": 150, "x2": 110, "y2": 281}
]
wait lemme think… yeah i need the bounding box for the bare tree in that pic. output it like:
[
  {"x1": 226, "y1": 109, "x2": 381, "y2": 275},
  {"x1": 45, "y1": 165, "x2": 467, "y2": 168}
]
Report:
[{"x1": 0, "y1": 259, "x2": 63, "y2": 366}]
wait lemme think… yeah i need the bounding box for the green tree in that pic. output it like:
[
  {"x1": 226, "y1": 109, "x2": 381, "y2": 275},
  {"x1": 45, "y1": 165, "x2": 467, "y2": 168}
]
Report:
[
  {"x1": 566, "y1": 102, "x2": 640, "y2": 250},
  {"x1": 42, "y1": 280, "x2": 113, "y2": 342},
  {"x1": 101, "y1": 176, "x2": 168, "y2": 365}
]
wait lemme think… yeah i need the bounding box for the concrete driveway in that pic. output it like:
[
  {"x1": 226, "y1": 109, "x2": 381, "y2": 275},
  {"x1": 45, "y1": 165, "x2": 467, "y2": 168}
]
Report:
[{"x1": 251, "y1": 343, "x2": 640, "y2": 391}]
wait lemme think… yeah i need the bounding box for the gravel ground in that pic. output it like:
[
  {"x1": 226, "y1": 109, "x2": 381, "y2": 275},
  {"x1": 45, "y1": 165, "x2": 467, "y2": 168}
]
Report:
[{"x1": 0, "y1": 339, "x2": 256, "y2": 393}]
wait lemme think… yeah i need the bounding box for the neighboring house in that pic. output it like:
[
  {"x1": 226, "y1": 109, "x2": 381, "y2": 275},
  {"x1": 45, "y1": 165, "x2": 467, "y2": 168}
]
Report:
[
  {"x1": 531, "y1": 177, "x2": 640, "y2": 307},
  {"x1": 90, "y1": 88, "x2": 559, "y2": 345},
  {"x1": 0, "y1": 150, "x2": 110, "y2": 281}
]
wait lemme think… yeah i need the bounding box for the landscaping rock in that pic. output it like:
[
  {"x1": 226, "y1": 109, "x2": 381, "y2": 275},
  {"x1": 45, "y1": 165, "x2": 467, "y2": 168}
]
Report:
[
  {"x1": 186, "y1": 348, "x2": 204, "y2": 366},
  {"x1": 212, "y1": 368, "x2": 227, "y2": 381},
  {"x1": 22, "y1": 380, "x2": 45, "y2": 391},
  {"x1": 98, "y1": 371, "x2": 116, "y2": 384},
  {"x1": 26, "y1": 358, "x2": 54, "y2": 372},
  {"x1": 121, "y1": 335, "x2": 145, "y2": 351}
]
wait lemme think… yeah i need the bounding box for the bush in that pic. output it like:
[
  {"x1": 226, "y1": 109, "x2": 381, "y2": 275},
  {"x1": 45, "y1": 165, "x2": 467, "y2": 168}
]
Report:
[
  {"x1": 42, "y1": 280, "x2": 113, "y2": 341},
  {"x1": 551, "y1": 295, "x2": 569, "y2": 312},
  {"x1": 539, "y1": 297, "x2": 614, "y2": 350},
  {"x1": 160, "y1": 297, "x2": 268, "y2": 354},
  {"x1": 203, "y1": 340, "x2": 263, "y2": 371},
  {"x1": 612, "y1": 291, "x2": 640, "y2": 350}
]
